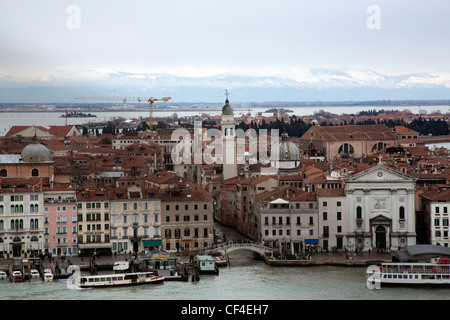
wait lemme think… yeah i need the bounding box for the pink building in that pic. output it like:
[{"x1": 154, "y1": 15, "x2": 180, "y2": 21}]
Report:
[{"x1": 43, "y1": 184, "x2": 78, "y2": 256}]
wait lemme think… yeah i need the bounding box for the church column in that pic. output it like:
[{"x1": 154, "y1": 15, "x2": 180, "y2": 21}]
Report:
[
  {"x1": 363, "y1": 189, "x2": 371, "y2": 251},
  {"x1": 390, "y1": 189, "x2": 397, "y2": 250}
]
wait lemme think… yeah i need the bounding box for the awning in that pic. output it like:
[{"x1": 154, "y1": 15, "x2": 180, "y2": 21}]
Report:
[
  {"x1": 305, "y1": 239, "x2": 319, "y2": 245},
  {"x1": 143, "y1": 240, "x2": 162, "y2": 247}
]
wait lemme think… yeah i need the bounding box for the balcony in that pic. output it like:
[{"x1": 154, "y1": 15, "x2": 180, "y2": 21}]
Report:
[{"x1": 356, "y1": 219, "x2": 363, "y2": 229}]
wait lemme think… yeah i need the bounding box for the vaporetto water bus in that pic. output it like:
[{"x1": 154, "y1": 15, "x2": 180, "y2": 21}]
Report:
[
  {"x1": 79, "y1": 272, "x2": 164, "y2": 288},
  {"x1": 376, "y1": 244, "x2": 450, "y2": 286},
  {"x1": 379, "y1": 260, "x2": 450, "y2": 285}
]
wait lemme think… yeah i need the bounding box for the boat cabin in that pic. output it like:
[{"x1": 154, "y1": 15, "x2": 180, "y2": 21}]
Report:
[
  {"x1": 142, "y1": 253, "x2": 178, "y2": 270},
  {"x1": 393, "y1": 244, "x2": 450, "y2": 263},
  {"x1": 196, "y1": 255, "x2": 218, "y2": 274}
]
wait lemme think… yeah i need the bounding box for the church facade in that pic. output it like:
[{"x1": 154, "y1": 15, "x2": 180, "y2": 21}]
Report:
[{"x1": 344, "y1": 164, "x2": 417, "y2": 252}]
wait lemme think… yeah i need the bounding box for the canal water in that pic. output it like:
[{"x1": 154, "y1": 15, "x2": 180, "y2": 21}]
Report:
[
  {"x1": 1, "y1": 224, "x2": 450, "y2": 300},
  {"x1": 1, "y1": 253, "x2": 449, "y2": 301}
]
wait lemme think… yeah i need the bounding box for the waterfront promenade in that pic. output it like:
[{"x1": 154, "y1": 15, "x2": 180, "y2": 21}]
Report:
[{"x1": 0, "y1": 250, "x2": 392, "y2": 274}]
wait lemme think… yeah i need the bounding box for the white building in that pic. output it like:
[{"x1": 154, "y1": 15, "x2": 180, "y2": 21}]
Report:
[
  {"x1": 110, "y1": 186, "x2": 161, "y2": 254},
  {"x1": 317, "y1": 188, "x2": 347, "y2": 251},
  {"x1": 343, "y1": 164, "x2": 417, "y2": 252},
  {"x1": 221, "y1": 95, "x2": 237, "y2": 181},
  {"x1": 419, "y1": 188, "x2": 450, "y2": 247}
]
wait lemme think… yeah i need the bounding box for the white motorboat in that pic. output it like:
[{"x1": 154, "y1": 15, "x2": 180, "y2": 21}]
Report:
[
  {"x1": 43, "y1": 272, "x2": 54, "y2": 282},
  {"x1": 30, "y1": 269, "x2": 40, "y2": 278},
  {"x1": 113, "y1": 261, "x2": 129, "y2": 272},
  {"x1": 0, "y1": 271, "x2": 7, "y2": 280},
  {"x1": 12, "y1": 271, "x2": 23, "y2": 282}
]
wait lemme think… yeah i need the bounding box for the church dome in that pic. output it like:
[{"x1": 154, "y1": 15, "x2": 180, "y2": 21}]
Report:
[
  {"x1": 21, "y1": 138, "x2": 52, "y2": 163},
  {"x1": 222, "y1": 99, "x2": 234, "y2": 116},
  {"x1": 271, "y1": 132, "x2": 300, "y2": 169}
]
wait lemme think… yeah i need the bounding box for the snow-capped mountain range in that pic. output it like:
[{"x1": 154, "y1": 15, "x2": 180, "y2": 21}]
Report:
[{"x1": 1, "y1": 69, "x2": 449, "y2": 103}]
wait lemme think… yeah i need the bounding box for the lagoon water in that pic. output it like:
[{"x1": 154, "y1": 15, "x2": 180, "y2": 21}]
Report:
[
  {"x1": 0, "y1": 104, "x2": 445, "y2": 136},
  {"x1": 1, "y1": 252, "x2": 449, "y2": 300}
]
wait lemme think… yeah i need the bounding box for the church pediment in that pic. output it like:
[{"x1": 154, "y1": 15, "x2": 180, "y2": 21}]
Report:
[
  {"x1": 343, "y1": 164, "x2": 416, "y2": 184},
  {"x1": 370, "y1": 214, "x2": 392, "y2": 222}
]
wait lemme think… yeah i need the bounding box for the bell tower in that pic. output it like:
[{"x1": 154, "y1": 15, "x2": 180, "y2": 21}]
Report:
[{"x1": 221, "y1": 90, "x2": 237, "y2": 180}]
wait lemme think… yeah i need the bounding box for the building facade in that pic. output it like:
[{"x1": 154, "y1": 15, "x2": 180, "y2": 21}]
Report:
[
  {"x1": 110, "y1": 186, "x2": 162, "y2": 254},
  {"x1": 76, "y1": 189, "x2": 112, "y2": 256},
  {"x1": 43, "y1": 187, "x2": 78, "y2": 256},
  {"x1": 161, "y1": 188, "x2": 214, "y2": 252},
  {"x1": 344, "y1": 164, "x2": 416, "y2": 252},
  {"x1": 317, "y1": 188, "x2": 347, "y2": 251}
]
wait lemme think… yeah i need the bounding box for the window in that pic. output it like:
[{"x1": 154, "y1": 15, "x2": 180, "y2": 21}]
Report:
[
  {"x1": 0, "y1": 169, "x2": 7, "y2": 177},
  {"x1": 323, "y1": 212, "x2": 328, "y2": 221},
  {"x1": 31, "y1": 168, "x2": 39, "y2": 177},
  {"x1": 399, "y1": 206, "x2": 405, "y2": 220},
  {"x1": 337, "y1": 212, "x2": 342, "y2": 220},
  {"x1": 323, "y1": 201, "x2": 327, "y2": 207},
  {"x1": 436, "y1": 207, "x2": 440, "y2": 214},
  {"x1": 356, "y1": 206, "x2": 362, "y2": 219},
  {"x1": 337, "y1": 201, "x2": 341, "y2": 207}
]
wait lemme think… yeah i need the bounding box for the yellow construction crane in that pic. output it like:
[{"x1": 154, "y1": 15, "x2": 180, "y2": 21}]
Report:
[{"x1": 75, "y1": 96, "x2": 171, "y2": 132}]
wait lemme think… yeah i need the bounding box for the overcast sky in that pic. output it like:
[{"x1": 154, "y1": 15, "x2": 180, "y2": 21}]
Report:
[{"x1": 1, "y1": 0, "x2": 450, "y2": 101}]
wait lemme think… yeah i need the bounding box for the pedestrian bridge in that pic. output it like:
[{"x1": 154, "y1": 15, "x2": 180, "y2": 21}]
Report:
[{"x1": 204, "y1": 242, "x2": 273, "y2": 257}]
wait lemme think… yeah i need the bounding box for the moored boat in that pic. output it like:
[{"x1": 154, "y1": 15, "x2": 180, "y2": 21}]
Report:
[
  {"x1": 78, "y1": 272, "x2": 164, "y2": 288},
  {"x1": 377, "y1": 259, "x2": 450, "y2": 286},
  {"x1": 30, "y1": 269, "x2": 40, "y2": 279},
  {"x1": 12, "y1": 271, "x2": 23, "y2": 282},
  {"x1": 372, "y1": 245, "x2": 450, "y2": 286}
]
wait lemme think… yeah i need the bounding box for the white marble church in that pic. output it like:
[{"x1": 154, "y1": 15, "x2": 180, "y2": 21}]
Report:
[{"x1": 343, "y1": 163, "x2": 417, "y2": 252}]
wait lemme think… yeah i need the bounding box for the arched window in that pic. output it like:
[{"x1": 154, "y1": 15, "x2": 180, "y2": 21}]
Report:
[
  {"x1": 338, "y1": 143, "x2": 354, "y2": 155},
  {"x1": 0, "y1": 205, "x2": 3, "y2": 214},
  {"x1": 34, "y1": 219, "x2": 38, "y2": 229},
  {"x1": 0, "y1": 220, "x2": 3, "y2": 230},
  {"x1": 30, "y1": 219, "x2": 34, "y2": 229},
  {"x1": 19, "y1": 219, "x2": 23, "y2": 229},
  {"x1": 165, "y1": 229, "x2": 172, "y2": 239},
  {"x1": 0, "y1": 169, "x2": 7, "y2": 177},
  {"x1": 356, "y1": 206, "x2": 362, "y2": 219},
  {"x1": 399, "y1": 206, "x2": 405, "y2": 220},
  {"x1": 31, "y1": 168, "x2": 39, "y2": 177},
  {"x1": 10, "y1": 205, "x2": 15, "y2": 214},
  {"x1": 10, "y1": 220, "x2": 14, "y2": 229},
  {"x1": 184, "y1": 227, "x2": 190, "y2": 237},
  {"x1": 371, "y1": 142, "x2": 387, "y2": 153},
  {"x1": 224, "y1": 128, "x2": 228, "y2": 136},
  {"x1": 175, "y1": 228, "x2": 181, "y2": 238}
]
